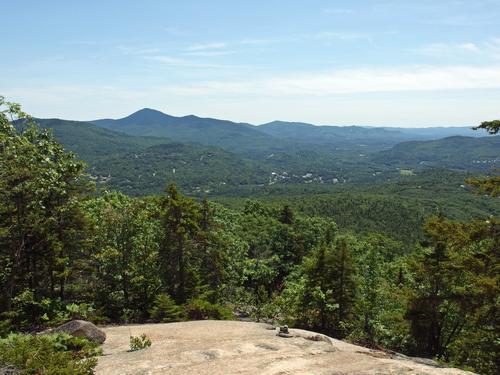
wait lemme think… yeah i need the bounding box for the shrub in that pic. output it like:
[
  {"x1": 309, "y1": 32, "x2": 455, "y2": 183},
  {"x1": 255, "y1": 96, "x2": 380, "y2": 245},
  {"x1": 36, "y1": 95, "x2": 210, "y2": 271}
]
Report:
[
  {"x1": 149, "y1": 294, "x2": 186, "y2": 323},
  {"x1": 129, "y1": 334, "x2": 152, "y2": 351},
  {"x1": 186, "y1": 297, "x2": 233, "y2": 320},
  {"x1": 1, "y1": 290, "x2": 98, "y2": 332},
  {"x1": 44, "y1": 302, "x2": 97, "y2": 327},
  {"x1": 0, "y1": 333, "x2": 101, "y2": 374}
]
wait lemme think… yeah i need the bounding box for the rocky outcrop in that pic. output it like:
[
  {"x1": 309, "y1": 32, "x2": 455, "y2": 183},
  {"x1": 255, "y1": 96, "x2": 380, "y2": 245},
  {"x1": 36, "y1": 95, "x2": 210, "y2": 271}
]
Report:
[
  {"x1": 96, "y1": 321, "x2": 474, "y2": 374},
  {"x1": 45, "y1": 320, "x2": 106, "y2": 344}
]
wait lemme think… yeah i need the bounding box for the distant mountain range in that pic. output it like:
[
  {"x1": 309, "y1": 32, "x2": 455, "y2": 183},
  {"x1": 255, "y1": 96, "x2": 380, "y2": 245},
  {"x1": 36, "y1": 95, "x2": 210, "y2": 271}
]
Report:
[
  {"x1": 91, "y1": 108, "x2": 280, "y2": 156},
  {"x1": 26, "y1": 108, "x2": 497, "y2": 195},
  {"x1": 372, "y1": 135, "x2": 500, "y2": 171},
  {"x1": 91, "y1": 108, "x2": 486, "y2": 152},
  {"x1": 33, "y1": 118, "x2": 172, "y2": 163}
]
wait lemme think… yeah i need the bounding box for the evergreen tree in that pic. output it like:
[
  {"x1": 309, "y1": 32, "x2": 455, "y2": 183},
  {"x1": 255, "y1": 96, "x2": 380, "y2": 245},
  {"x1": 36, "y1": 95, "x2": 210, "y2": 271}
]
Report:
[
  {"x1": 279, "y1": 205, "x2": 294, "y2": 225},
  {"x1": 0, "y1": 98, "x2": 90, "y2": 327},
  {"x1": 467, "y1": 119, "x2": 500, "y2": 197},
  {"x1": 332, "y1": 237, "x2": 357, "y2": 336},
  {"x1": 197, "y1": 199, "x2": 228, "y2": 302},
  {"x1": 159, "y1": 184, "x2": 200, "y2": 303},
  {"x1": 299, "y1": 235, "x2": 357, "y2": 337},
  {"x1": 406, "y1": 216, "x2": 499, "y2": 369}
]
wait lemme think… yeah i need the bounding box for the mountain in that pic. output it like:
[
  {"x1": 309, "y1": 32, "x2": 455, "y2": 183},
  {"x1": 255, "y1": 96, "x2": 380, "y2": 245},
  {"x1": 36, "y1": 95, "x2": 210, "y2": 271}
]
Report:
[
  {"x1": 91, "y1": 109, "x2": 486, "y2": 156},
  {"x1": 30, "y1": 112, "x2": 498, "y2": 196},
  {"x1": 258, "y1": 121, "x2": 488, "y2": 149},
  {"x1": 372, "y1": 135, "x2": 500, "y2": 171},
  {"x1": 28, "y1": 117, "x2": 272, "y2": 195},
  {"x1": 389, "y1": 126, "x2": 486, "y2": 139},
  {"x1": 258, "y1": 121, "x2": 415, "y2": 149},
  {"x1": 91, "y1": 108, "x2": 282, "y2": 156},
  {"x1": 33, "y1": 118, "x2": 172, "y2": 163}
]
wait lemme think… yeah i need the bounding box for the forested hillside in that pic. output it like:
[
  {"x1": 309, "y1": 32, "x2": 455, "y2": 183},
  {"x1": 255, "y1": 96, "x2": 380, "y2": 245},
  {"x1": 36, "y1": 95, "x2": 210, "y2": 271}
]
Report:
[
  {"x1": 25, "y1": 111, "x2": 500, "y2": 246},
  {"x1": 373, "y1": 135, "x2": 500, "y2": 171},
  {"x1": 258, "y1": 121, "x2": 416, "y2": 148},
  {"x1": 92, "y1": 143, "x2": 268, "y2": 195},
  {"x1": 217, "y1": 169, "x2": 500, "y2": 245},
  {"x1": 91, "y1": 108, "x2": 283, "y2": 156},
  {"x1": 29, "y1": 111, "x2": 499, "y2": 198},
  {"x1": 32, "y1": 118, "x2": 173, "y2": 163}
]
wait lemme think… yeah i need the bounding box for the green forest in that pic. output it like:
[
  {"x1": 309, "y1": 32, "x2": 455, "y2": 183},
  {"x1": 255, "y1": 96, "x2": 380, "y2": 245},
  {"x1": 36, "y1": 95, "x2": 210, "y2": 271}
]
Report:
[{"x1": 1, "y1": 98, "x2": 499, "y2": 374}]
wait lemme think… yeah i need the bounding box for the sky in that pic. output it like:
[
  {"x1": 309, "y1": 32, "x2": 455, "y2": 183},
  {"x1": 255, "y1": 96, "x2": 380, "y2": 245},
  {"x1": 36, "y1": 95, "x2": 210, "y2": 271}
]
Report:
[{"x1": 2, "y1": 0, "x2": 500, "y2": 126}]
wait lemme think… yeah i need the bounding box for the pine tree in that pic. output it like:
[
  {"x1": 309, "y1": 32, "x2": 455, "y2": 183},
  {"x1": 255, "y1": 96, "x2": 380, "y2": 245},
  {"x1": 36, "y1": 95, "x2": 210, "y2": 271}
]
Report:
[
  {"x1": 279, "y1": 205, "x2": 294, "y2": 225},
  {"x1": 300, "y1": 234, "x2": 357, "y2": 336},
  {"x1": 159, "y1": 184, "x2": 200, "y2": 303},
  {"x1": 332, "y1": 237, "x2": 357, "y2": 337},
  {"x1": 197, "y1": 199, "x2": 228, "y2": 302}
]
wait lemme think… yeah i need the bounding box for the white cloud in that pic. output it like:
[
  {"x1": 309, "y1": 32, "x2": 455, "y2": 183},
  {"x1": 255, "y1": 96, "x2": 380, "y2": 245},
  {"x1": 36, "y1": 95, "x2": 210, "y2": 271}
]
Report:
[
  {"x1": 238, "y1": 38, "x2": 274, "y2": 46},
  {"x1": 147, "y1": 56, "x2": 185, "y2": 65},
  {"x1": 183, "y1": 38, "x2": 276, "y2": 54},
  {"x1": 412, "y1": 42, "x2": 479, "y2": 56},
  {"x1": 413, "y1": 39, "x2": 500, "y2": 60},
  {"x1": 426, "y1": 13, "x2": 496, "y2": 27},
  {"x1": 484, "y1": 38, "x2": 500, "y2": 59},
  {"x1": 6, "y1": 82, "x2": 500, "y2": 126},
  {"x1": 185, "y1": 42, "x2": 227, "y2": 51},
  {"x1": 5, "y1": 72, "x2": 500, "y2": 126},
  {"x1": 145, "y1": 55, "x2": 243, "y2": 69},
  {"x1": 182, "y1": 50, "x2": 235, "y2": 57},
  {"x1": 159, "y1": 65, "x2": 500, "y2": 96}
]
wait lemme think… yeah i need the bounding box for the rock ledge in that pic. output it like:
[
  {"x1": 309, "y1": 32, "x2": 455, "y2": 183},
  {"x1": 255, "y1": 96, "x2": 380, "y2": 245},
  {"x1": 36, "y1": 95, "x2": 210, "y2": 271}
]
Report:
[{"x1": 96, "y1": 320, "x2": 473, "y2": 375}]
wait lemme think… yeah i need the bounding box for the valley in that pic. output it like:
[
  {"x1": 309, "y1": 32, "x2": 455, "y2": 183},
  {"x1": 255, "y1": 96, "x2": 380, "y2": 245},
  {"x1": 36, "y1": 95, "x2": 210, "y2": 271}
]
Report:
[{"x1": 33, "y1": 109, "x2": 499, "y2": 198}]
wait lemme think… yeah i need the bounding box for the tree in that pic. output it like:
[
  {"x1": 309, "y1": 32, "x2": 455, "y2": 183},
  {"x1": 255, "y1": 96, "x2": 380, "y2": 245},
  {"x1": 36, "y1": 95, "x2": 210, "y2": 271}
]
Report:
[
  {"x1": 299, "y1": 235, "x2": 357, "y2": 337},
  {"x1": 197, "y1": 199, "x2": 228, "y2": 302},
  {"x1": 357, "y1": 241, "x2": 382, "y2": 344},
  {"x1": 467, "y1": 119, "x2": 500, "y2": 197},
  {"x1": 333, "y1": 237, "x2": 357, "y2": 336},
  {"x1": 0, "y1": 97, "x2": 91, "y2": 327},
  {"x1": 279, "y1": 205, "x2": 294, "y2": 225},
  {"x1": 473, "y1": 120, "x2": 500, "y2": 135},
  {"x1": 159, "y1": 184, "x2": 200, "y2": 303},
  {"x1": 82, "y1": 192, "x2": 162, "y2": 321},
  {"x1": 406, "y1": 215, "x2": 499, "y2": 368}
]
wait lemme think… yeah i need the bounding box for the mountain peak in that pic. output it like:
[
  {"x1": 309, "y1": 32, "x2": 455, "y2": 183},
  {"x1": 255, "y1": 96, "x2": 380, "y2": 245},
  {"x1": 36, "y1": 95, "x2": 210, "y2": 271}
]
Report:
[
  {"x1": 129, "y1": 107, "x2": 170, "y2": 117},
  {"x1": 135, "y1": 107, "x2": 162, "y2": 114},
  {"x1": 113, "y1": 108, "x2": 176, "y2": 125}
]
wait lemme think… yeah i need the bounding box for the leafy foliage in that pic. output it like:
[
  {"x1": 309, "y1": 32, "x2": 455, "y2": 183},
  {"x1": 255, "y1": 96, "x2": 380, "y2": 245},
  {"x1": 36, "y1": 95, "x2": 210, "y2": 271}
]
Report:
[
  {"x1": 0, "y1": 333, "x2": 100, "y2": 374},
  {"x1": 405, "y1": 216, "x2": 499, "y2": 373},
  {"x1": 0, "y1": 97, "x2": 92, "y2": 330},
  {"x1": 466, "y1": 120, "x2": 500, "y2": 197},
  {"x1": 474, "y1": 119, "x2": 500, "y2": 135},
  {"x1": 129, "y1": 334, "x2": 151, "y2": 352}
]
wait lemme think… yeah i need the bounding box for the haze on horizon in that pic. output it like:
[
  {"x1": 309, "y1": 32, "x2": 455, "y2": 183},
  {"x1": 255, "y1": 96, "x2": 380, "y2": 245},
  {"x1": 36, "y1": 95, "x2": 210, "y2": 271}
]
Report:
[{"x1": 2, "y1": 0, "x2": 500, "y2": 127}]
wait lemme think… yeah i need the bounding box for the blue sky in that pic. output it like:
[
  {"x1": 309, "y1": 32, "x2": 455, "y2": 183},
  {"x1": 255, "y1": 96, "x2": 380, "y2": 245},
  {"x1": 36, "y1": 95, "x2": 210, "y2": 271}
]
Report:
[{"x1": 2, "y1": 0, "x2": 500, "y2": 126}]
